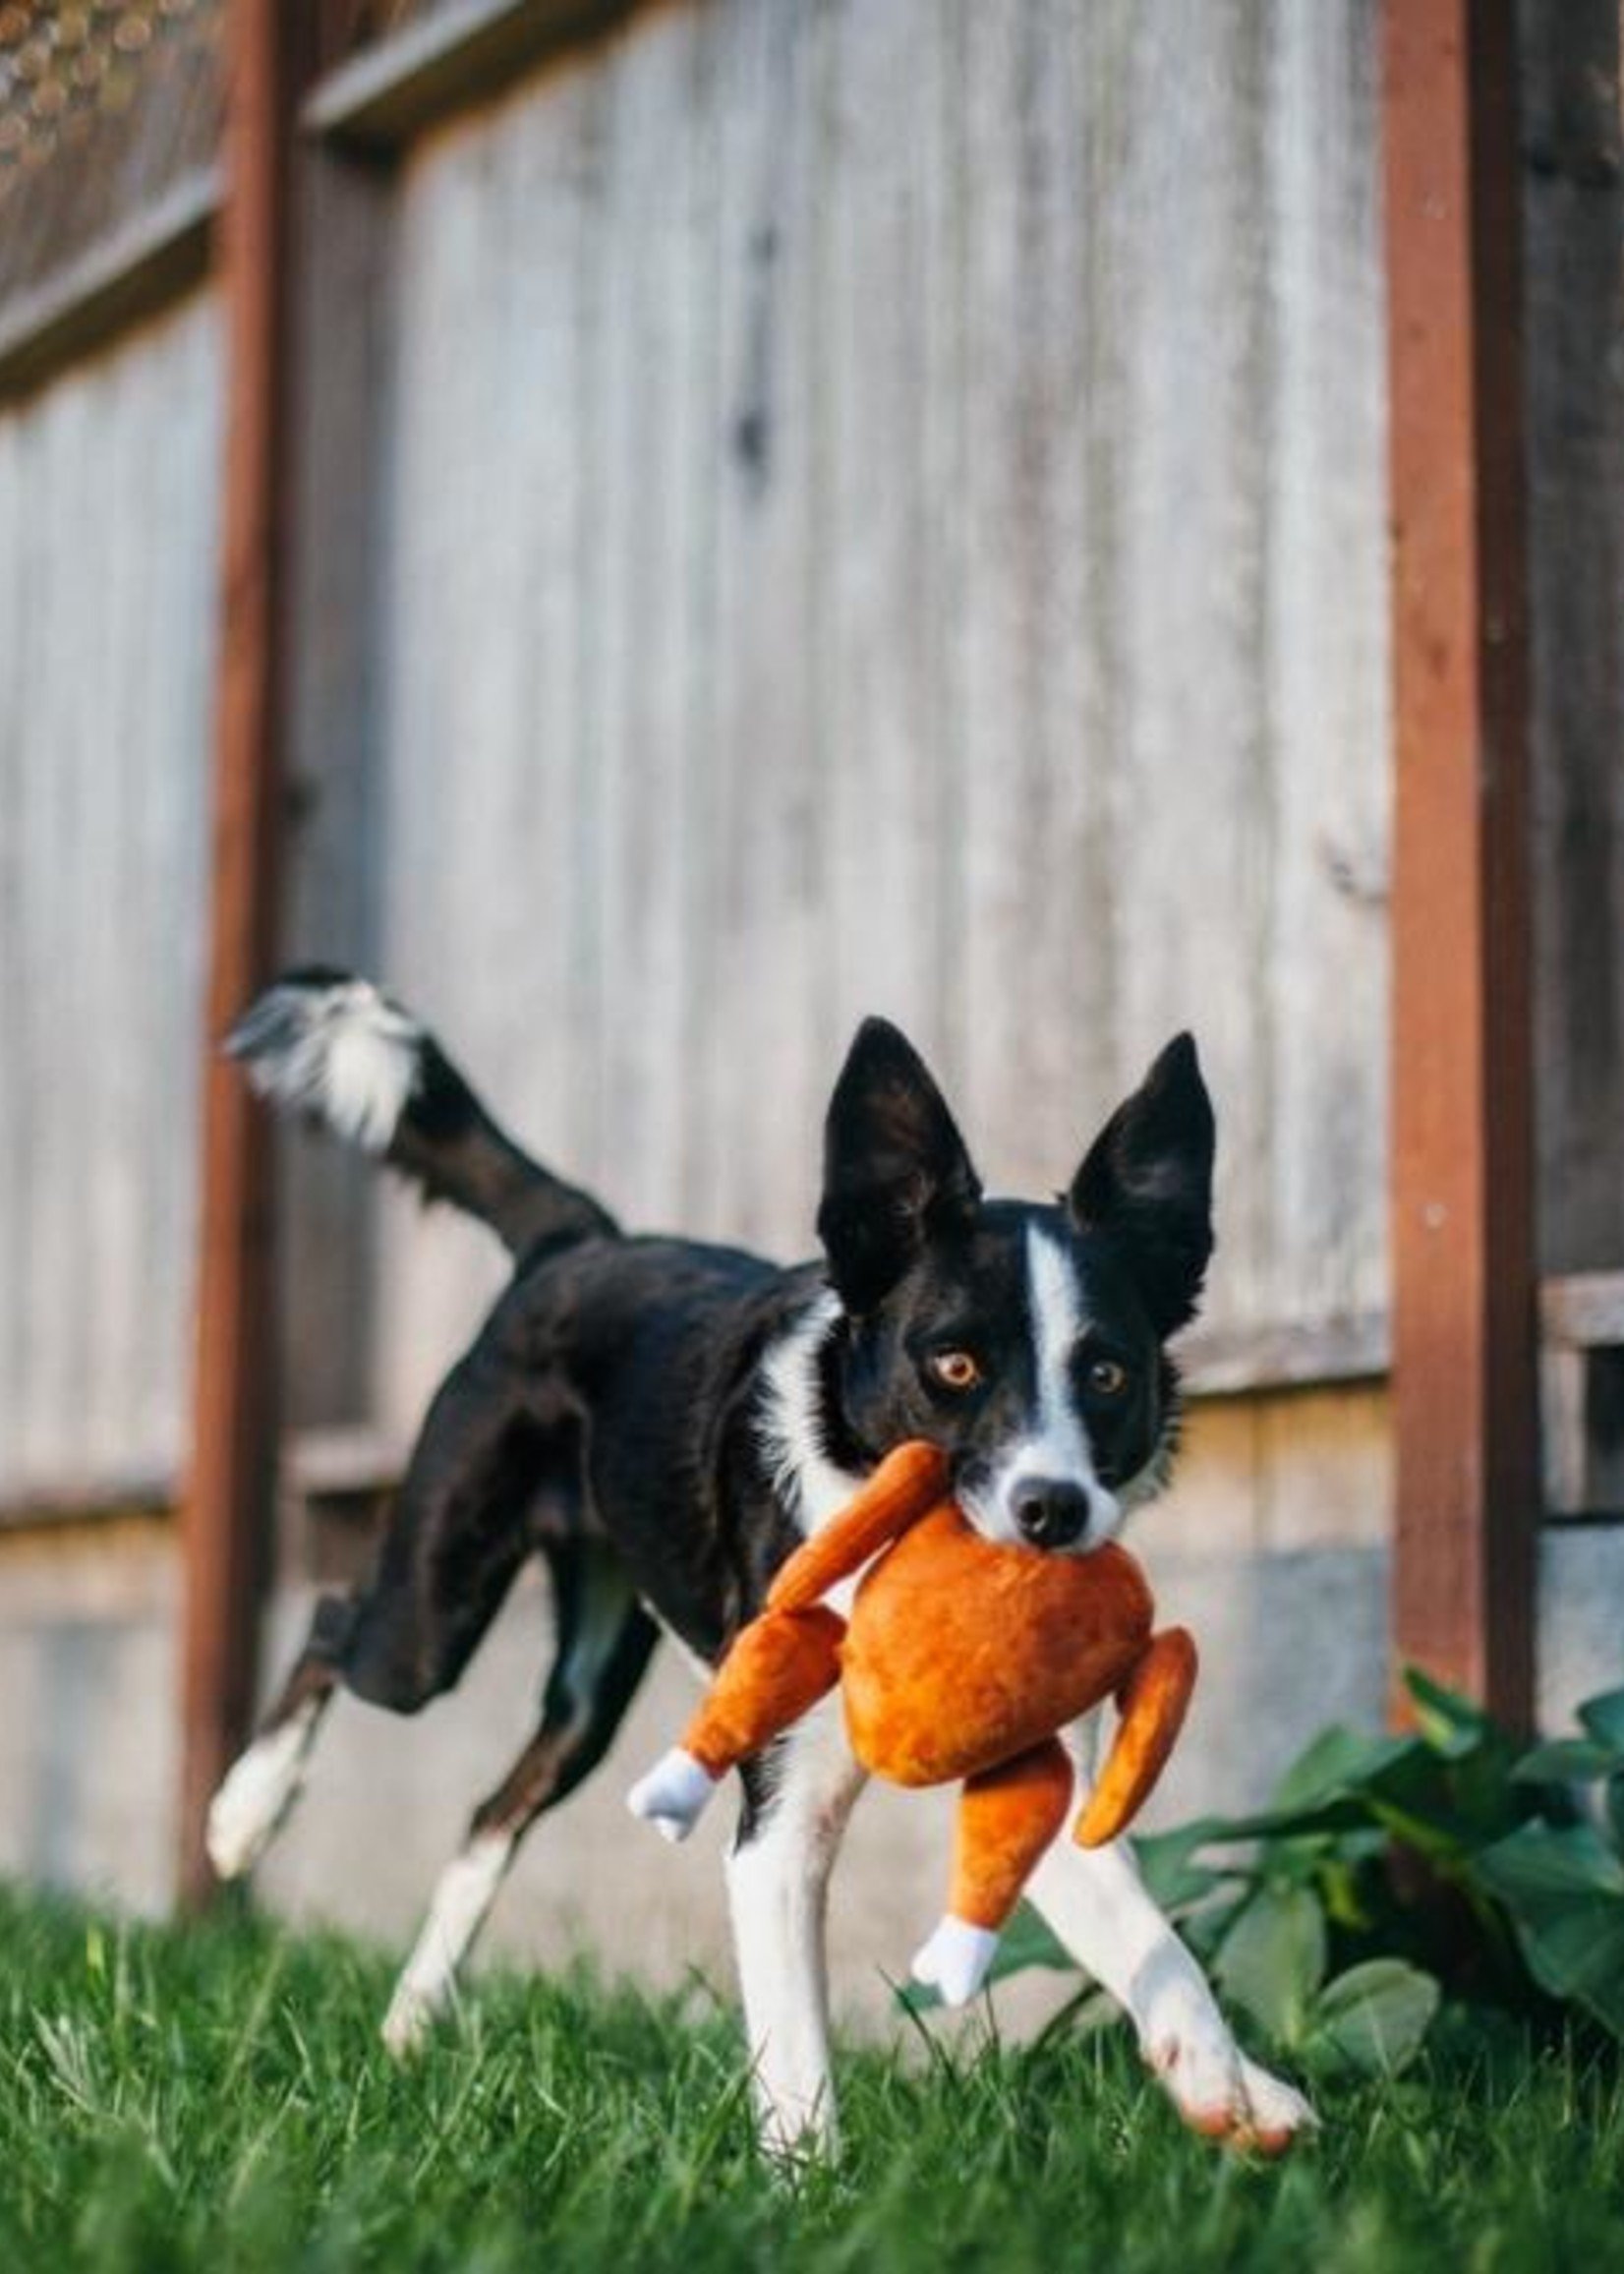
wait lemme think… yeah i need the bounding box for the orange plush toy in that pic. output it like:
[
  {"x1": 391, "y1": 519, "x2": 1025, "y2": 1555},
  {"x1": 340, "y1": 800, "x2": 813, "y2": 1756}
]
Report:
[{"x1": 627, "y1": 1439, "x2": 1195, "y2": 2005}]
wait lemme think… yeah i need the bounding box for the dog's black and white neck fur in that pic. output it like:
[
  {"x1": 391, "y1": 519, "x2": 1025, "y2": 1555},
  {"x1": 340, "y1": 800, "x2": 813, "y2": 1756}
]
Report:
[{"x1": 206, "y1": 971, "x2": 1312, "y2": 2157}]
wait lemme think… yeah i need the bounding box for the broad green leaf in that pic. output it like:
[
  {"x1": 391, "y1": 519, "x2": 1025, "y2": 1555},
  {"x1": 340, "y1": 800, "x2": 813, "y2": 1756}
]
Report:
[
  {"x1": 1306, "y1": 1959, "x2": 1439, "y2": 2077},
  {"x1": 1578, "y1": 1687, "x2": 1624, "y2": 1756},
  {"x1": 1270, "y1": 1724, "x2": 1421, "y2": 1813},
  {"x1": 1258, "y1": 1718, "x2": 1498, "y2": 1864},
  {"x1": 1253, "y1": 1834, "x2": 1344, "y2": 1888},
  {"x1": 1475, "y1": 1819, "x2": 1624, "y2": 1906},
  {"x1": 1363, "y1": 1795, "x2": 1481, "y2": 1870},
  {"x1": 1131, "y1": 1824, "x2": 1226, "y2": 1911},
  {"x1": 1269, "y1": 1724, "x2": 1361, "y2": 1811},
  {"x1": 1318, "y1": 1851, "x2": 1383, "y2": 1933},
  {"x1": 983, "y1": 1902, "x2": 1076, "y2": 1992},
  {"x1": 1475, "y1": 1821, "x2": 1624, "y2": 2039},
  {"x1": 1176, "y1": 1888, "x2": 1251, "y2": 1967},
  {"x1": 1446, "y1": 1726, "x2": 1549, "y2": 1835},
  {"x1": 1512, "y1": 1738, "x2": 1617, "y2": 1785},
  {"x1": 1486, "y1": 1889, "x2": 1624, "y2": 2043},
  {"x1": 1402, "y1": 1667, "x2": 1492, "y2": 1759},
  {"x1": 1605, "y1": 1774, "x2": 1624, "y2": 1854},
  {"x1": 1357, "y1": 1710, "x2": 1537, "y2": 1858},
  {"x1": 1189, "y1": 1796, "x2": 1375, "y2": 1846},
  {"x1": 1214, "y1": 1884, "x2": 1325, "y2": 2046},
  {"x1": 1171, "y1": 1727, "x2": 1435, "y2": 1862}
]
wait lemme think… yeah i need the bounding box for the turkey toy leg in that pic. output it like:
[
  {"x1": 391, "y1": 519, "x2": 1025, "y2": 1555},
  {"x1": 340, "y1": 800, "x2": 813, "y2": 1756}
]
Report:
[
  {"x1": 685, "y1": 1605, "x2": 848, "y2": 1778},
  {"x1": 912, "y1": 1738, "x2": 1073, "y2": 2007},
  {"x1": 628, "y1": 1440, "x2": 945, "y2": 1840},
  {"x1": 627, "y1": 1605, "x2": 846, "y2": 1839},
  {"x1": 765, "y1": 1439, "x2": 949, "y2": 1612},
  {"x1": 1074, "y1": 1627, "x2": 1197, "y2": 1848}
]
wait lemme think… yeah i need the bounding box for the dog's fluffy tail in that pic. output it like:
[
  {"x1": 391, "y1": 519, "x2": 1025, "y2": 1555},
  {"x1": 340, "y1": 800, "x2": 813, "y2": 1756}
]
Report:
[{"x1": 227, "y1": 965, "x2": 618, "y2": 1257}]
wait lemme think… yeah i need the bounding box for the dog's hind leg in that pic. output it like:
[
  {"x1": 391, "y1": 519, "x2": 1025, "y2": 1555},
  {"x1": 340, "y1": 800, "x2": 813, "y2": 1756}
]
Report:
[
  {"x1": 208, "y1": 1341, "x2": 543, "y2": 1885},
  {"x1": 381, "y1": 1541, "x2": 659, "y2": 2057},
  {"x1": 205, "y1": 1597, "x2": 353, "y2": 1881},
  {"x1": 725, "y1": 1705, "x2": 867, "y2": 2162}
]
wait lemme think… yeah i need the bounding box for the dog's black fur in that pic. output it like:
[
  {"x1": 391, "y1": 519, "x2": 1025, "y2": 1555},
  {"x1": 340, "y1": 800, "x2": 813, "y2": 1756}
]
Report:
[
  {"x1": 205, "y1": 975, "x2": 1328, "y2": 2155},
  {"x1": 222, "y1": 969, "x2": 1213, "y2": 1850}
]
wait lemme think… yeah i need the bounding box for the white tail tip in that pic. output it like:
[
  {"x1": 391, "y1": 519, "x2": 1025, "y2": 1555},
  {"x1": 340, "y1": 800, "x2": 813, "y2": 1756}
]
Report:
[{"x1": 228, "y1": 974, "x2": 423, "y2": 1154}]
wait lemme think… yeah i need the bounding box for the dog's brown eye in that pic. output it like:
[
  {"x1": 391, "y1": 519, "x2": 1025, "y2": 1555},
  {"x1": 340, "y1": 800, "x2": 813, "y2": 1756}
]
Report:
[
  {"x1": 927, "y1": 1349, "x2": 983, "y2": 1393},
  {"x1": 1087, "y1": 1357, "x2": 1129, "y2": 1398}
]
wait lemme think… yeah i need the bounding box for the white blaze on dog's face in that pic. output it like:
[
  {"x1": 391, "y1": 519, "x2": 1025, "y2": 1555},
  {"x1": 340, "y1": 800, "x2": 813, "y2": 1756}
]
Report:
[
  {"x1": 817, "y1": 1022, "x2": 1214, "y2": 1553},
  {"x1": 970, "y1": 1223, "x2": 1126, "y2": 1551}
]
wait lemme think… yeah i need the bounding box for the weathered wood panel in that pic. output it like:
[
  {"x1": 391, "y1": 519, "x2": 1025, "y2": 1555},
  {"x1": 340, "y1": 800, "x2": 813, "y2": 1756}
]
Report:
[
  {"x1": 366, "y1": 31, "x2": 613, "y2": 1430},
  {"x1": 0, "y1": 295, "x2": 222, "y2": 1503},
  {"x1": 321, "y1": 0, "x2": 1389, "y2": 1442},
  {"x1": 278, "y1": 153, "x2": 398, "y2": 1433},
  {"x1": 1522, "y1": 1, "x2": 1624, "y2": 1281}
]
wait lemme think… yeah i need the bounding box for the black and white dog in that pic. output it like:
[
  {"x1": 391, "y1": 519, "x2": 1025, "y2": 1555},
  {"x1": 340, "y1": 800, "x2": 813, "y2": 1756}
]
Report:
[{"x1": 206, "y1": 970, "x2": 1312, "y2": 2154}]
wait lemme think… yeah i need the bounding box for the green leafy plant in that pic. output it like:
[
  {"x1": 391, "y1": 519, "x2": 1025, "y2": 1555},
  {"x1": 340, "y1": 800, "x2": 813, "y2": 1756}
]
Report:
[{"x1": 969, "y1": 1671, "x2": 1624, "y2": 2077}]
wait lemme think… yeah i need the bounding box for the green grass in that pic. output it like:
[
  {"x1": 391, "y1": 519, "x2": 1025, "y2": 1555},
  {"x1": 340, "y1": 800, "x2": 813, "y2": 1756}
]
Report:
[{"x1": 2, "y1": 1885, "x2": 1623, "y2": 2274}]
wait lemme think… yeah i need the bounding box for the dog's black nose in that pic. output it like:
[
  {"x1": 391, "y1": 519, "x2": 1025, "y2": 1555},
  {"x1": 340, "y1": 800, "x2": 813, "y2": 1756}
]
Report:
[{"x1": 1012, "y1": 1480, "x2": 1090, "y2": 1549}]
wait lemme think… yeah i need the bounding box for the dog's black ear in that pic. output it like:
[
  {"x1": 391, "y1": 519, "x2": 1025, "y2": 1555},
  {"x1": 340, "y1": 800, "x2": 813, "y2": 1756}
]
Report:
[
  {"x1": 1069, "y1": 1032, "x2": 1215, "y2": 1335},
  {"x1": 817, "y1": 1017, "x2": 982, "y2": 1312}
]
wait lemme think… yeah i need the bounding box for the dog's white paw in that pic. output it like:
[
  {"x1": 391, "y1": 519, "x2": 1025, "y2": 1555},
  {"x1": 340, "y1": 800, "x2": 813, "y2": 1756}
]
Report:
[
  {"x1": 1144, "y1": 2009, "x2": 1245, "y2": 2139},
  {"x1": 626, "y1": 1748, "x2": 716, "y2": 1843},
  {"x1": 1142, "y1": 1996, "x2": 1315, "y2": 2154},
  {"x1": 753, "y1": 2086, "x2": 841, "y2": 2170},
  {"x1": 204, "y1": 1722, "x2": 311, "y2": 1880},
  {"x1": 1234, "y1": 2052, "x2": 1319, "y2": 2153},
  {"x1": 380, "y1": 1981, "x2": 436, "y2": 2061},
  {"x1": 909, "y1": 1915, "x2": 1000, "y2": 2008}
]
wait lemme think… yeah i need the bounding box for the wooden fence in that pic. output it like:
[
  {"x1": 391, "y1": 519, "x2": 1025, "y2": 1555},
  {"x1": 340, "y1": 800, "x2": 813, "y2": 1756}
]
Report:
[{"x1": 0, "y1": 0, "x2": 1615, "y2": 1902}]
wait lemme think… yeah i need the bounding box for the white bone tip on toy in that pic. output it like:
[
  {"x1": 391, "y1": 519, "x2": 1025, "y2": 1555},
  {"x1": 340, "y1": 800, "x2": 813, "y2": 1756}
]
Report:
[
  {"x1": 909, "y1": 1915, "x2": 1000, "y2": 2007},
  {"x1": 626, "y1": 1747, "x2": 717, "y2": 1842}
]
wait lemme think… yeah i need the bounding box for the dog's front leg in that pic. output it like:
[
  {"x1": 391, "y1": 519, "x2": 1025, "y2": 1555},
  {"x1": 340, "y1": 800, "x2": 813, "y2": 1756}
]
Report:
[
  {"x1": 724, "y1": 1706, "x2": 866, "y2": 2161},
  {"x1": 1026, "y1": 1721, "x2": 1315, "y2": 2152}
]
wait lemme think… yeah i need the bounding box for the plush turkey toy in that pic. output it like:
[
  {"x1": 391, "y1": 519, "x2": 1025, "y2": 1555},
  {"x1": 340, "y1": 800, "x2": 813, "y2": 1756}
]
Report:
[{"x1": 628, "y1": 1439, "x2": 1196, "y2": 2006}]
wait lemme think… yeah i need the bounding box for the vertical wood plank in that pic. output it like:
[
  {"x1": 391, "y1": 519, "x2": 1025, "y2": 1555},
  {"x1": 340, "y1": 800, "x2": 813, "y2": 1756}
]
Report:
[
  {"x1": 146, "y1": 308, "x2": 221, "y2": 1476},
  {"x1": 370, "y1": 94, "x2": 509, "y2": 1438},
  {"x1": 816, "y1": 0, "x2": 950, "y2": 1086},
  {"x1": 953, "y1": 0, "x2": 1120, "y2": 1195},
  {"x1": 1262, "y1": 0, "x2": 1391, "y2": 1331},
  {"x1": 1522, "y1": 2, "x2": 1624, "y2": 1280},
  {"x1": 722, "y1": 0, "x2": 856, "y2": 1258},
  {"x1": 0, "y1": 410, "x2": 18, "y2": 1483},
  {"x1": 502, "y1": 58, "x2": 608, "y2": 1189},
  {"x1": 1091, "y1": 0, "x2": 1275, "y2": 1335},
  {"x1": 178, "y1": 0, "x2": 310, "y2": 1907},
  {"x1": 86, "y1": 341, "x2": 142, "y2": 1480},
  {"x1": 280, "y1": 151, "x2": 395, "y2": 1434},
  {"x1": 691, "y1": 0, "x2": 825, "y2": 1252},
  {"x1": 1385, "y1": 0, "x2": 1537, "y2": 1722},
  {"x1": 591, "y1": 5, "x2": 715, "y2": 1235},
  {"x1": 24, "y1": 363, "x2": 81, "y2": 1480},
  {"x1": 0, "y1": 299, "x2": 220, "y2": 1511},
  {"x1": 377, "y1": 90, "x2": 522, "y2": 1431}
]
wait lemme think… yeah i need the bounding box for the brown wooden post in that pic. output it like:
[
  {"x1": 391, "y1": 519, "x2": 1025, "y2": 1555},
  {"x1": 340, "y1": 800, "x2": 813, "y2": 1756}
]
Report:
[
  {"x1": 177, "y1": 0, "x2": 309, "y2": 1908},
  {"x1": 1385, "y1": 0, "x2": 1537, "y2": 1726}
]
